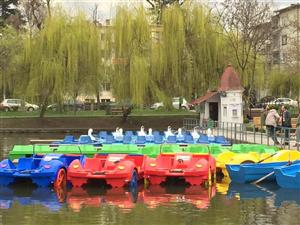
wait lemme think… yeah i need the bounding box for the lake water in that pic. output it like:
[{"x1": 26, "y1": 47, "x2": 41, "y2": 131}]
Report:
[{"x1": 0, "y1": 133, "x2": 299, "y2": 225}]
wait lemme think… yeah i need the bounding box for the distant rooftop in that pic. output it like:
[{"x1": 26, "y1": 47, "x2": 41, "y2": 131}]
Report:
[
  {"x1": 218, "y1": 65, "x2": 243, "y2": 92},
  {"x1": 275, "y1": 3, "x2": 300, "y2": 14}
]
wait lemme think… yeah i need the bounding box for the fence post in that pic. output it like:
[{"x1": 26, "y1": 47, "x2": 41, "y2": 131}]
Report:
[
  {"x1": 253, "y1": 125, "x2": 256, "y2": 144},
  {"x1": 261, "y1": 128, "x2": 263, "y2": 144},
  {"x1": 234, "y1": 123, "x2": 237, "y2": 144}
]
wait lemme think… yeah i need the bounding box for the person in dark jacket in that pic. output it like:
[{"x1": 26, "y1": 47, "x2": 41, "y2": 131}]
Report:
[{"x1": 280, "y1": 105, "x2": 291, "y2": 145}]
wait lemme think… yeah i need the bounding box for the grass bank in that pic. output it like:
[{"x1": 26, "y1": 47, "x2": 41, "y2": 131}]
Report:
[{"x1": 0, "y1": 109, "x2": 197, "y2": 119}]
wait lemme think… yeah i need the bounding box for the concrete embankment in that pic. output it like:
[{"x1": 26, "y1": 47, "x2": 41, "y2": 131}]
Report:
[{"x1": 0, "y1": 115, "x2": 198, "y2": 133}]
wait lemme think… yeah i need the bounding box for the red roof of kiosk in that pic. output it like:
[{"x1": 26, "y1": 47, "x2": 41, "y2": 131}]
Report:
[{"x1": 218, "y1": 65, "x2": 243, "y2": 92}]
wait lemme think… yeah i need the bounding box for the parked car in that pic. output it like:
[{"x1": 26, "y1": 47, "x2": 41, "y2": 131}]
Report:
[
  {"x1": 255, "y1": 96, "x2": 276, "y2": 108},
  {"x1": 0, "y1": 99, "x2": 39, "y2": 112},
  {"x1": 47, "y1": 100, "x2": 84, "y2": 111},
  {"x1": 267, "y1": 98, "x2": 298, "y2": 107},
  {"x1": 150, "y1": 97, "x2": 191, "y2": 110}
]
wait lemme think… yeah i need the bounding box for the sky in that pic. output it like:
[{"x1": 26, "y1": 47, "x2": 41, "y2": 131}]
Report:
[{"x1": 52, "y1": 0, "x2": 300, "y2": 21}]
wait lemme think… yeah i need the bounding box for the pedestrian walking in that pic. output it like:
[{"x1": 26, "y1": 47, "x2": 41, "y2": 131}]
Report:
[
  {"x1": 280, "y1": 105, "x2": 292, "y2": 145},
  {"x1": 265, "y1": 106, "x2": 280, "y2": 145}
]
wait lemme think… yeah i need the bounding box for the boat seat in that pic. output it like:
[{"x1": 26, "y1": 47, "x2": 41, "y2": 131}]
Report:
[
  {"x1": 17, "y1": 158, "x2": 34, "y2": 170},
  {"x1": 99, "y1": 131, "x2": 107, "y2": 139},
  {"x1": 104, "y1": 135, "x2": 116, "y2": 144},
  {"x1": 79, "y1": 135, "x2": 93, "y2": 144},
  {"x1": 63, "y1": 135, "x2": 76, "y2": 144},
  {"x1": 154, "y1": 135, "x2": 163, "y2": 144},
  {"x1": 184, "y1": 135, "x2": 194, "y2": 144},
  {"x1": 166, "y1": 135, "x2": 177, "y2": 144},
  {"x1": 136, "y1": 136, "x2": 146, "y2": 145},
  {"x1": 123, "y1": 135, "x2": 132, "y2": 144},
  {"x1": 197, "y1": 135, "x2": 209, "y2": 144}
]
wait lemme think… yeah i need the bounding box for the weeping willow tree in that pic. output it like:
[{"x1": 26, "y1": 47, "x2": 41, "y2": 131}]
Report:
[
  {"x1": 24, "y1": 13, "x2": 66, "y2": 117},
  {"x1": 183, "y1": 4, "x2": 229, "y2": 98},
  {"x1": 112, "y1": 6, "x2": 151, "y2": 107},
  {"x1": 60, "y1": 12, "x2": 103, "y2": 113},
  {"x1": 150, "y1": 5, "x2": 185, "y2": 109},
  {"x1": 149, "y1": 4, "x2": 229, "y2": 107},
  {"x1": 23, "y1": 11, "x2": 104, "y2": 117},
  {"x1": 268, "y1": 69, "x2": 300, "y2": 99}
]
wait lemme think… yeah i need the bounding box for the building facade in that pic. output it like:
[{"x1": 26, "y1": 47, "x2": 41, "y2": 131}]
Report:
[
  {"x1": 269, "y1": 4, "x2": 300, "y2": 71},
  {"x1": 192, "y1": 65, "x2": 244, "y2": 124}
]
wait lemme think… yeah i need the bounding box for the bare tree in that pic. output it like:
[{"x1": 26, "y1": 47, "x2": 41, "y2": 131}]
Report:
[
  {"x1": 20, "y1": 0, "x2": 46, "y2": 34},
  {"x1": 146, "y1": 0, "x2": 185, "y2": 23},
  {"x1": 218, "y1": 0, "x2": 272, "y2": 82},
  {"x1": 92, "y1": 4, "x2": 99, "y2": 25},
  {"x1": 45, "y1": 0, "x2": 51, "y2": 17}
]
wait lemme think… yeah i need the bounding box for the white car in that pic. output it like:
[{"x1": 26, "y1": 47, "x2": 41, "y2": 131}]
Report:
[
  {"x1": 0, "y1": 99, "x2": 39, "y2": 112},
  {"x1": 268, "y1": 98, "x2": 298, "y2": 107},
  {"x1": 150, "y1": 97, "x2": 190, "y2": 110}
]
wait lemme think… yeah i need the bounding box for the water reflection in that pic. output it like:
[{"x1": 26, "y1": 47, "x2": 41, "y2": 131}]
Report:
[
  {"x1": 143, "y1": 184, "x2": 216, "y2": 209},
  {"x1": 227, "y1": 182, "x2": 300, "y2": 207},
  {"x1": 0, "y1": 185, "x2": 65, "y2": 211},
  {"x1": 0, "y1": 183, "x2": 219, "y2": 212},
  {"x1": 67, "y1": 186, "x2": 142, "y2": 212}
]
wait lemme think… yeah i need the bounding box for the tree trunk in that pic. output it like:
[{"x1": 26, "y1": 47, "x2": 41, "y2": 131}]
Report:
[
  {"x1": 96, "y1": 91, "x2": 100, "y2": 111},
  {"x1": 39, "y1": 98, "x2": 48, "y2": 118},
  {"x1": 46, "y1": 0, "x2": 51, "y2": 17}
]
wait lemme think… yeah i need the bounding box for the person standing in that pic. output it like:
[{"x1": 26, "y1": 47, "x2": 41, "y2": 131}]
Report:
[
  {"x1": 281, "y1": 105, "x2": 292, "y2": 145},
  {"x1": 261, "y1": 105, "x2": 269, "y2": 129},
  {"x1": 294, "y1": 111, "x2": 300, "y2": 148},
  {"x1": 265, "y1": 106, "x2": 280, "y2": 145}
]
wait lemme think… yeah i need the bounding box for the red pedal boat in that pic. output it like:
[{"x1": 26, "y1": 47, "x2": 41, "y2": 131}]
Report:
[
  {"x1": 144, "y1": 153, "x2": 216, "y2": 186},
  {"x1": 67, "y1": 154, "x2": 146, "y2": 188},
  {"x1": 143, "y1": 185, "x2": 216, "y2": 209}
]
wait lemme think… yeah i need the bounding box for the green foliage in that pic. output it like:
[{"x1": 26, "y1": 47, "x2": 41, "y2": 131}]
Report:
[
  {"x1": 23, "y1": 10, "x2": 104, "y2": 117},
  {"x1": 0, "y1": 26, "x2": 24, "y2": 99},
  {"x1": 268, "y1": 69, "x2": 300, "y2": 99}
]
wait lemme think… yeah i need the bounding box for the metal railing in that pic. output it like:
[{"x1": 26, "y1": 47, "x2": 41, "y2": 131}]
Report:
[{"x1": 183, "y1": 118, "x2": 299, "y2": 150}]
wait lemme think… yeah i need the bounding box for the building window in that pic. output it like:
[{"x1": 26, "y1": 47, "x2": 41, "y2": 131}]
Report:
[
  {"x1": 282, "y1": 35, "x2": 287, "y2": 46},
  {"x1": 232, "y1": 109, "x2": 238, "y2": 117},
  {"x1": 223, "y1": 106, "x2": 227, "y2": 117},
  {"x1": 102, "y1": 83, "x2": 111, "y2": 91}
]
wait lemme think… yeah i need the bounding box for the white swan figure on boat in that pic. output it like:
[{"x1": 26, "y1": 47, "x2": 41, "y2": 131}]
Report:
[
  {"x1": 138, "y1": 126, "x2": 146, "y2": 136},
  {"x1": 164, "y1": 126, "x2": 174, "y2": 138},
  {"x1": 176, "y1": 128, "x2": 184, "y2": 141},
  {"x1": 88, "y1": 128, "x2": 96, "y2": 141},
  {"x1": 207, "y1": 128, "x2": 214, "y2": 141},
  {"x1": 146, "y1": 128, "x2": 154, "y2": 142},
  {"x1": 114, "y1": 127, "x2": 124, "y2": 141},
  {"x1": 191, "y1": 127, "x2": 200, "y2": 140},
  {"x1": 112, "y1": 127, "x2": 120, "y2": 138}
]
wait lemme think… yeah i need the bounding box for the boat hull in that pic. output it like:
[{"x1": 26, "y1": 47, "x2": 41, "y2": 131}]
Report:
[
  {"x1": 275, "y1": 163, "x2": 300, "y2": 189},
  {"x1": 226, "y1": 161, "x2": 300, "y2": 183}
]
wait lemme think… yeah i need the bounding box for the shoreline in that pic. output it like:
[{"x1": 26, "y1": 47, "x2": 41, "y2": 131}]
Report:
[{"x1": 0, "y1": 115, "x2": 197, "y2": 133}]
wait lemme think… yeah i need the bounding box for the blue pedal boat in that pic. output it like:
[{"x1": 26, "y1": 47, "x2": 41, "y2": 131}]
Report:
[
  {"x1": 0, "y1": 186, "x2": 65, "y2": 211},
  {"x1": 0, "y1": 154, "x2": 84, "y2": 187},
  {"x1": 275, "y1": 162, "x2": 300, "y2": 189},
  {"x1": 51, "y1": 135, "x2": 102, "y2": 147},
  {"x1": 226, "y1": 160, "x2": 300, "y2": 183}
]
